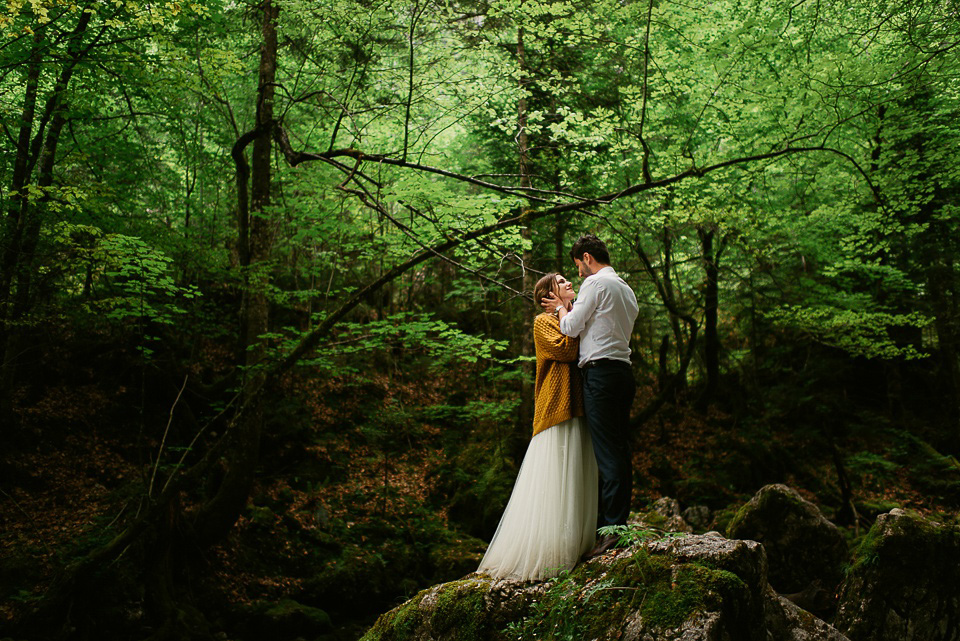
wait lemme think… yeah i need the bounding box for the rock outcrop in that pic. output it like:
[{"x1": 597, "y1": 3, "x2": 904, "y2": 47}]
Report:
[
  {"x1": 764, "y1": 587, "x2": 850, "y2": 641},
  {"x1": 631, "y1": 497, "x2": 694, "y2": 533},
  {"x1": 682, "y1": 505, "x2": 713, "y2": 532},
  {"x1": 727, "y1": 484, "x2": 847, "y2": 593},
  {"x1": 361, "y1": 531, "x2": 850, "y2": 641},
  {"x1": 835, "y1": 509, "x2": 960, "y2": 641}
]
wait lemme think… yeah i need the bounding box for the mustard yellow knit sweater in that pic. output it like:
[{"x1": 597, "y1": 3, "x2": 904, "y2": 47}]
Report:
[{"x1": 532, "y1": 313, "x2": 584, "y2": 437}]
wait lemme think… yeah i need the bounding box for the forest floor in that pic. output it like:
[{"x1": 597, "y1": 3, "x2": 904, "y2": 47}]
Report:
[{"x1": 1, "y1": 369, "x2": 956, "y2": 640}]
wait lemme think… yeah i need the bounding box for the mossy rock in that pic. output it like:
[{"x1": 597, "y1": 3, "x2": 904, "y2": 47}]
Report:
[
  {"x1": 836, "y1": 509, "x2": 960, "y2": 641},
  {"x1": 709, "y1": 503, "x2": 743, "y2": 536},
  {"x1": 629, "y1": 498, "x2": 693, "y2": 534},
  {"x1": 361, "y1": 533, "x2": 778, "y2": 641},
  {"x1": 727, "y1": 484, "x2": 847, "y2": 593},
  {"x1": 360, "y1": 578, "x2": 496, "y2": 641}
]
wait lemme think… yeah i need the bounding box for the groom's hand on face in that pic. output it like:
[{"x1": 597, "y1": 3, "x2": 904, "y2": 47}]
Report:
[{"x1": 541, "y1": 291, "x2": 560, "y2": 311}]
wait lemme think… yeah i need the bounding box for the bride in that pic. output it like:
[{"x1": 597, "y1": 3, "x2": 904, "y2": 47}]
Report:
[{"x1": 477, "y1": 273, "x2": 598, "y2": 581}]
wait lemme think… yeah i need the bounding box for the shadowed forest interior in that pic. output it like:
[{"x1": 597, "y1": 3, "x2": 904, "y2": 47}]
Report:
[{"x1": 0, "y1": 0, "x2": 959, "y2": 639}]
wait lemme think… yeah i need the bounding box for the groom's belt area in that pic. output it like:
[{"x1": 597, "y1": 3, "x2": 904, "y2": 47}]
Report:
[{"x1": 580, "y1": 358, "x2": 630, "y2": 370}]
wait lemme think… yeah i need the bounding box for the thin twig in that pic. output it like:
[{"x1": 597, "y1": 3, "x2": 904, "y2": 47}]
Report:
[
  {"x1": 149, "y1": 374, "x2": 188, "y2": 498},
  {"x1": 594, "y1": 586, "x2": 644, "y2": 591},
  {"x1": 160, "y1": 387, "x2": 243, "y2": 496}
]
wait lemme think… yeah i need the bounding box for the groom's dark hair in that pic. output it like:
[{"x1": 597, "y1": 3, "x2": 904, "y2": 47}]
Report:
[{"x1": 570, "y1": 234, "x2": 611, "y2": 265}]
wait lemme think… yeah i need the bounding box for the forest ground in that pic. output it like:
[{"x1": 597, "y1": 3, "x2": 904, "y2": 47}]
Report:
[{"x1": 3, "y1": 337, "x2": 958, "y2": 640}]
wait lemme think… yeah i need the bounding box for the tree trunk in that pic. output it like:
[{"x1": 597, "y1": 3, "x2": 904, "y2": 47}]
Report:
[
  {"x1": 928, "y1": 254, "x2": 960, "y2": 448},
  {"x1": 190, "y1": 0, "x2": 278, "y2": 547},
  {"x1": 660, "y1": 228, "x2": 687, "y2": 391},
  {"x1": 831, "y1": 441, "x2": 859, "y2": 534},
  {"x1": 658, "y1": 335, "x2": 670, "y2": 392},
  {"x1": 696, "y1": 225, "x2": 721, "y2": 412},
  {"x1": 0, "y1": 48, "x2": 42, "y2": 428},
  {"x1": 0, "y1": 12, "x2": 92, "y2": 430},
  {"x1": 516, "y1": 24, "x2": 535, "y2": 451}
]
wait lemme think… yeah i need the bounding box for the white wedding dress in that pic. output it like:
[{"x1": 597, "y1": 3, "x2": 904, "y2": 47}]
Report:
[{"x1": 478, "y1": 416, "x2": 598, "y2": 581}]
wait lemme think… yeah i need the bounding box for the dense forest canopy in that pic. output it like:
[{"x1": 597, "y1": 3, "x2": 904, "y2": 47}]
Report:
[{"x1": 1, "y1": 0, "x2": 959, "y2": 638}]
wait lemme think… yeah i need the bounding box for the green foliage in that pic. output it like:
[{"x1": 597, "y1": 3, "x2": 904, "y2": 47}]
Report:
[
  {"x1": 598, "y1": 524, "x2": 688, "y2": 547},
  {"x1": 88, "y1": 233, "x2": 199, "y2": 325},
  {"x1": 504, "y1": 570, "x2": 583, "y2": 641},
  {"x1": 765, "y1": 306, "x2": 928, "y2": 360},
  {"x1": 846, "y1": 451, "x2": 899, "y2": 478},
  {"x1": 281, "y1": 313, "x2": 511, "y2": 374}
]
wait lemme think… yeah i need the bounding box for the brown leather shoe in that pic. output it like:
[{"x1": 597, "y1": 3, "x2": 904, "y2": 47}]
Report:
[{"x1": 582, "y1": 533, "x2": 619, "y2": 560}]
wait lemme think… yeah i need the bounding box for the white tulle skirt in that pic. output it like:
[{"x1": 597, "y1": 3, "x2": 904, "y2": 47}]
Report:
[{"x1": 477, "y1": 416, "x2": 598, "y2": 581}]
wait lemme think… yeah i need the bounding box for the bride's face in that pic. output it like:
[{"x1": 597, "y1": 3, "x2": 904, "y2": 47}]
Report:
[{"x1": 555, "y1": 274, "x2": 575, "y2": 304}]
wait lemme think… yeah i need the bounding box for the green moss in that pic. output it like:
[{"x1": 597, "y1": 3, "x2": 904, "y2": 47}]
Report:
[
  {"x1": 360, "y1": 591, "x2": 428, "y2": 641},
  {"x1": 726, "y1": 503, "x2": 751, "y2": 534},
  {"x1": 503, "y1": 549, "x2": 749, "y2": 640},
  {"x1": 637, "y1": 510, "x2": 668, "y2": 528},
  {"x1": 710, "y1": 504, "x2": 743, "y2": 536},
  {"x1": 430, "y1": 579, "x2": 490, "y2": 641},
  {"x1": 641, "y1": 563, "x2": 747, "y2": 628},
  {"x1": 848, "y1": 522, "x2": 884, "y2": 572},
  {"x1": 849, "y1": 509, "x2": 960, "y2": 576},
  {"x1": 641, "y1": 576, "x2": 704, "y2": 627},
  {"x1": 361, "y1": 578, "x2": 492, "y2": 641},
  {"x1": 727, "y1": 487, "x2": 810, "y2": 537}
]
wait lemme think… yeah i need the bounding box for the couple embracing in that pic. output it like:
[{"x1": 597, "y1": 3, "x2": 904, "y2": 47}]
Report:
[{"x1": 479, "y1": 234, "x2": 640, "y2": 581}]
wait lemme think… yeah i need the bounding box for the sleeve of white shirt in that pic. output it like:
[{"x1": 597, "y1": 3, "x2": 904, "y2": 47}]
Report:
[{"x1": 559, "y1": 277, "x2": 599, "y2": 337}]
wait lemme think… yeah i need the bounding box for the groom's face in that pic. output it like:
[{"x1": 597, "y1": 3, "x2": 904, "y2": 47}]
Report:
[{"x1": 574, "y1": 256, "x2": 591, "y2": 278}]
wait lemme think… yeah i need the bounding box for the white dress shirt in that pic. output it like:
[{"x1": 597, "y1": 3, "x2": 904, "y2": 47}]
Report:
[{"x1": 559, "y1": 266, "x2": 639, "y2": 368}]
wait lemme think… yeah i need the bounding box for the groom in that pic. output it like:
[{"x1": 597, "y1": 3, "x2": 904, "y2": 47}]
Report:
[{"x1": 542, "y1": 234, "x2": 639, "y2": 558}]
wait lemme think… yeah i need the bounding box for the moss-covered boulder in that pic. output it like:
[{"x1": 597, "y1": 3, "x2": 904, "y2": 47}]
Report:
[
  {"x1": 835, "y1": 509, "x2": 960, "y2": 641},
  {"x1": 629, "y1": 497, "x2": 694, "y2": 533},
  {"x1": 360, "y1": 532, "x2": 847, "y2": 641},
  {"x1": 359, "y1": 577, "x2": 512, "y2": 641},
  {"x1": 727, "y1": 484, "x2": 847, "y2": 593}
]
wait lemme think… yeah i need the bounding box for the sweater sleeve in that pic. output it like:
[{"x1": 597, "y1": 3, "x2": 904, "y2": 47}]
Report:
[{"x1": 534, "y1": 314, "x2": 580, "y2": 363}]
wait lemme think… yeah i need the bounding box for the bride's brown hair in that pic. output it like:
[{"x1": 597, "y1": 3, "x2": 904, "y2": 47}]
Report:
[{"x1": 533, "y1": 273, "x2": 560, "y2": 313}]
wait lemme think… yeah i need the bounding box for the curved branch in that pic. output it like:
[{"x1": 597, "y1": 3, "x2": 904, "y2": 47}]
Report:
[{"x1": 267, "y1": 139, "x2": 883, "y2": 376}]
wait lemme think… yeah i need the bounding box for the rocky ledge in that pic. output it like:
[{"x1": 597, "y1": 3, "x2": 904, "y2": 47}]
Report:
[
  {"x1": 360, "y1": 531, "x2": 848, "y2": 641},
  {"x1": 360, "y1": 485, "x2": 960, "y2": 641}
]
